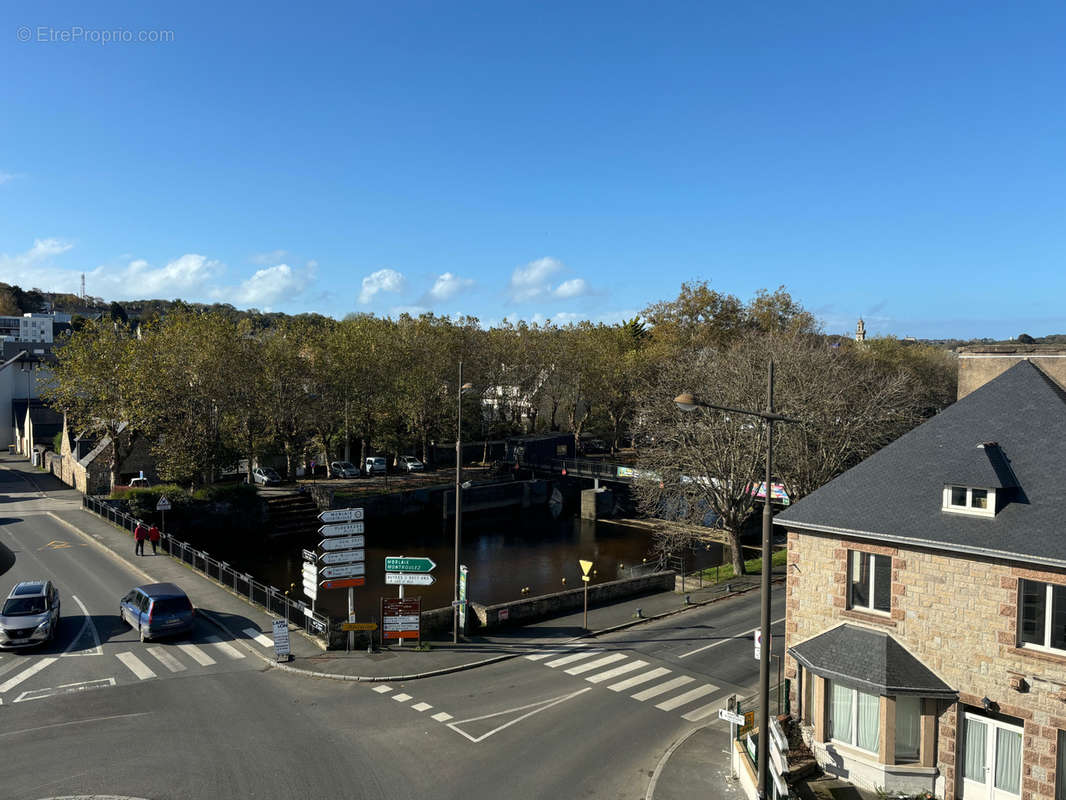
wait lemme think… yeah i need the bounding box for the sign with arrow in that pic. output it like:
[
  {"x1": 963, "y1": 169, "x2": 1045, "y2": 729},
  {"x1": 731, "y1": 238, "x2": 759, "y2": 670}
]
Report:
[
  {"x1": 319, "y1": 507, "x2": 364, "y2": 523},
  {"x1": 385, "y1": 572, "x2": 436, "y2": 586},
  {"x1": 318, "y1": 523, "x2": 364, "y2": 538},
  {"x1": 321, "y1": 563, "x2": 366, "y2": 579},
  {"x1": 321, "y1": 577, "x2": 365, "y2": 589},
  {"x1": 320, "y1": 535, "x2": 365, "y2": 551},
  {"x1": 319, "y1": 549, "x2": 365, "y2": 565},
  {"x1": 384, "y1": 556, "x2": 436, "y2": 573}
]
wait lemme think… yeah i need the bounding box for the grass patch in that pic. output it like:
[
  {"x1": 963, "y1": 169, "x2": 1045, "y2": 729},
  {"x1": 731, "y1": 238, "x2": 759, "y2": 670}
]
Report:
[{"x1": 692, "y1": 547, "x2": 788, "y2": 585}]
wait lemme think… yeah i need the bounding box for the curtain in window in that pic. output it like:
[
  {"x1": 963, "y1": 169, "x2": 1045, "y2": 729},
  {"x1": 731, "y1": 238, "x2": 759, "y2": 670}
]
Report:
[
  {"x1": 963, "y1": 717, "x2": 987, "y2": 783},
  {"x1": 895, "y1": 695, "x2": 921, "y2": 761},
  {"x1": 829, "y1": 681, "x2": 853, "y2": 744},
  {"x1": 994, "y1": 727, "x2": 1022, "y2": 794},
  {"x1": 1019, "y1": 580, "x2": 1046, "y2": 646},
  {"x1": 850, "y1": 551, "x2": 869, "y2": 608},
  {"x1": 873, "y1": 554, "x2": 891, "y2": 612},
  {"x1": 857, "y1": 691, "x2": 880, "y2": 752}
]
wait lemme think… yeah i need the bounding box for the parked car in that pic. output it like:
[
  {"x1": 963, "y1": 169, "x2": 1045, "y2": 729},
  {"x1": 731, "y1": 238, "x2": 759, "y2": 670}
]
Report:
[
  {"x1": 0, "y1": 580, "x2": 60, "y2": 649},
  {"x1": 397, "y1": 455, "x2": 424, "y2": 473},
  {"x1": 330, "y1": 461, "x2": 360, "y2": 478},
  {"x1": 250, "y1": 466, "x2": 282, "y2": 486},
  {"x1": 119, "y1": 583, "x2": 195, "y2": 642},
  {"x1": 364, "y1": 456, "x2": 387, "y2": 476}
]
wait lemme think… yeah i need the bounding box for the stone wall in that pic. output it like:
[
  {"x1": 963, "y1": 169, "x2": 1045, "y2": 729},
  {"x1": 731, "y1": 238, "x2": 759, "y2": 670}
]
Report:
[
  {"x1": 958, "y1": 345, "x2": 1066, "y2": 400},
  {"x1": 785, "y1": 529, "x2": 1066, "y2": 800}
]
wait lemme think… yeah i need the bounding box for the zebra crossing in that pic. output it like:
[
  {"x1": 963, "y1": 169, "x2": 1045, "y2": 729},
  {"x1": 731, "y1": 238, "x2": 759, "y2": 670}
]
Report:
[
  {"x1": 113, "y1": 637, "x2": 246, "y2": 681},
  {"x1": 524, "y1": 643, "x2": 729, "y2": 722}
]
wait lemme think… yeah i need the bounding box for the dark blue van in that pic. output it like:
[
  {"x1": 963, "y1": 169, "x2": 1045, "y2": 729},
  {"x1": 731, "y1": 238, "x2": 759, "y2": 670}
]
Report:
[{"x1": 119, "y1": 583, "x2": 195, "y2": 642}]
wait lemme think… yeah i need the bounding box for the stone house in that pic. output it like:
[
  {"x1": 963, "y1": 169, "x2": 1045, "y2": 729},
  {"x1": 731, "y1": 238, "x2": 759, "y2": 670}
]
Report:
[
  {"x1": 56, "y1": 416, "x2": 157, "y2": 494},
  {"x1": 777, "y1": 358, "x2": 1066, "y2": 800}
]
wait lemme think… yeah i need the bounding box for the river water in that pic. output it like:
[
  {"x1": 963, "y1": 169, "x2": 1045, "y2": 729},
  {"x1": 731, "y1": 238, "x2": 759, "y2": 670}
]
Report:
[{"x1": 215, "y1": 505, "x2": 725, "y2": 618}]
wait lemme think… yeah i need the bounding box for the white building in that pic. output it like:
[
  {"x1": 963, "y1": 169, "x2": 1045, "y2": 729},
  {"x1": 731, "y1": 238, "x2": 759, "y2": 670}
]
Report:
[{"x1": 0, "y1": 314, "x2": 55, "y2": 344}]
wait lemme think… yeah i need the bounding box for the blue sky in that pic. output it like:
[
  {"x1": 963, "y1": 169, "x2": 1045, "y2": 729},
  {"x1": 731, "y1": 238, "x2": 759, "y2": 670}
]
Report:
[{"x1": 2, "y1": 1, "x2": 1064, "y2": 339}]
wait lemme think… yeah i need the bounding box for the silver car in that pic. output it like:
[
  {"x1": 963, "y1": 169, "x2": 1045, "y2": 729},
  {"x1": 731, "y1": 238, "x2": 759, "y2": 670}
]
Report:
[{"x1": 0, "y1": 580, "x2": 60, "y2": 649}]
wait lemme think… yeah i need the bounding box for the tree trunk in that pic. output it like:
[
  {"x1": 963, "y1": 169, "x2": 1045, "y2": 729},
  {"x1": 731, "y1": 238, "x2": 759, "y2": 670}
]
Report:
[{"x1": 728, "y1": 528, "x2": 746, "y2": 575}]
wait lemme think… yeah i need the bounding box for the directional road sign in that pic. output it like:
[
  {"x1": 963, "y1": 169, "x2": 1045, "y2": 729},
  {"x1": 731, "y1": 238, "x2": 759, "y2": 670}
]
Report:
[
  {"x1": 718, "y1": 708, "x2": 745, "y2": 726},
  {"x1": 320, "y1": 535, "x2": 365, "y2": 551},
  {"x1": 302, "y1": 580, "x2": 318, "y2": 600},
  {"x1": 318, "y1": 549, "x2": 365, "y2": 565},
  {"x1": 301, "y1": 548, "x2": 316, "y2": 563},
  {"x1": 341, "y1": 622, "x2": 378, "y2": 632},
  {"x1": 320, "y1": 577, "x2": 366, "y2": 589},
  {"x1": 301, "y1": 563, "x2": 318, "y2": 581},
  {"x1": 321, "y1": 563, "x2": 366, "y2": 579},
  {"x1": 385, "y1": 572, "x2": 436, "y2": 586},
  {"x1": 319, "y1": 507, "x2": 364, "y2": 523},
  {"x1": 318, "y1": 523, "x2": 364, "y2": 538},
  {"x1": 384, "y1": 556, "x2": 436, "y2": 573}
]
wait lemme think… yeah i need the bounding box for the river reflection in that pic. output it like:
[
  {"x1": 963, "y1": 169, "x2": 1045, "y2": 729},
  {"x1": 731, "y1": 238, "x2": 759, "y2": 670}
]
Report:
[{"x1": 218, "y1": 506, "x2": 725, "y2": 619}]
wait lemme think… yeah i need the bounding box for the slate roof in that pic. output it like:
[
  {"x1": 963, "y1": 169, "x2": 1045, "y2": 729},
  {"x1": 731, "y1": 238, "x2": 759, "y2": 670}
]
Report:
[
  {"x1": 775, "y1": 360, "x2": 1066, "y2": 567},
  {"x1": 789, "y1": 624, "x2": 956, "y2": 697}
]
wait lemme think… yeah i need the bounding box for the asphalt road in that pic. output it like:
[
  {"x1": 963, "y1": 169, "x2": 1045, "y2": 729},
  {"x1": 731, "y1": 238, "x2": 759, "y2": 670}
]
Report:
[{"x1": 0, "y1": 464, "x2": 783, "y2": 800}]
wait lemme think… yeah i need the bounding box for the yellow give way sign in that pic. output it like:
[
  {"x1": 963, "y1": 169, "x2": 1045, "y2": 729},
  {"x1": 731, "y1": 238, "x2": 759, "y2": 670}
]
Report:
[
  {"x1": 341, "y1": 622, "x2": 377, "y2": 632},
  {"x1": 579, "y1": 560, "x2": 593, "y2": 582}
]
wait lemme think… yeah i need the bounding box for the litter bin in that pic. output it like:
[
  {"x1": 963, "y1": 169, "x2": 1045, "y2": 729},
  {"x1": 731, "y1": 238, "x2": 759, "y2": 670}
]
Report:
[{"x1": 7, "y1": 444, "x2": 14, "y2": 455}]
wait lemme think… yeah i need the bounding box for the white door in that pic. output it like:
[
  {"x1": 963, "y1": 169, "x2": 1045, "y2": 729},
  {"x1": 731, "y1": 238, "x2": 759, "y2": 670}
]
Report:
[{"x1": 960, "y1": 711, "x2": 1023, "y2": 800}]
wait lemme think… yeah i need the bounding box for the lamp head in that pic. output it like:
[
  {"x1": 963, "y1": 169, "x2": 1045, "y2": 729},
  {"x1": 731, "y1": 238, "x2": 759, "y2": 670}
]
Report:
[{"x1": 674, "y1": 392, "x2": 698, "y2": 412}]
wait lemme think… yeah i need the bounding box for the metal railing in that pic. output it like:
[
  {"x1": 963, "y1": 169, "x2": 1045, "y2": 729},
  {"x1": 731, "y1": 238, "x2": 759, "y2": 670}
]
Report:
[{"x1": 82, "y1": 495, "x2": 329, "y2": 641}]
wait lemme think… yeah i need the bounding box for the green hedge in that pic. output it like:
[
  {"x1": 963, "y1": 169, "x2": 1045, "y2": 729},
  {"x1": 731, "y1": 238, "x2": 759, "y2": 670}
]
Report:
[{"x1": 110, "y1": 482, "x2": 264, "y2": 535}]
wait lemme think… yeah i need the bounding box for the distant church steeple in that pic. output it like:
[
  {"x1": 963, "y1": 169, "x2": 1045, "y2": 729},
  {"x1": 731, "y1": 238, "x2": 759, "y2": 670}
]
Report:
[{"x1": 855, "y1": 317, "x2": 866, "y2": 343}]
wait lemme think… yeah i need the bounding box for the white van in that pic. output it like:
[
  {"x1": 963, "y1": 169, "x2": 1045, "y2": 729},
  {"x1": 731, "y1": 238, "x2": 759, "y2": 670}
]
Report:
[{"x1": 364, "y1": 457, "x2": 386, "y2": 476}]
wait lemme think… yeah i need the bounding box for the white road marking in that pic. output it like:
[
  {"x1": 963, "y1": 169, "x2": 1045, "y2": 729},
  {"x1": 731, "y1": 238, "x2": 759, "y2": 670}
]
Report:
[
  {"x1": 678, "y1": 616, "x2": 786, "y2": 659},
  {"x1": 432, "y1": 712, "x2": 453, "y2": 722},
  {"x1": 586, "y1": 659, "x2": 649, "y2": 684},
  {"x1": 116, "y1": 652, "x2": 156, "y2": 680},
  {"x1": 15, "y1": 677, "x2": 115, "y2": 703},
  {"x1": 147, "y1": 646, "x2": 186, "y2": 673},
  {"x1": 243, "y1": 627, "x2": 274, "y2": 648},
  {"x1": 524, "y1": 643, "x2": 588, "y2": 661},
  {"x1": 448, "y1": 688, "x2": 591, "y2": 743},
  {"x1": 176, "y1": 643, "x2": 215, "y2": 666},
  {"x1": 393, "y1": 693, "x2": 413, "y2": 702},
  {"x1": 0, "y1": 657, "x2": 58, "y2": 693},
  {"x1": 62, "y1": 594, "x2": 103, "y2": 657},
  {"x1": 412, "y1": 702, "x2": 432, "y2": 712},
  {"x1": 373, "y1": 685, "x2": 393, "y2": 693},
  {"x1": 0, "y1": 658, "x2": 27, "y2": 680},
  {"x1": 682, "y1": 700, "x2": 728, "y2": 722},
  {"x1": 564, "y1": 653, "x2": 628, "y2": 675},
  {"x1": 0, "y1": 711, "x2": 151, "y2": 738},
  {"x1": 607, "y1": 667, "x2": 671, "y2": 692},
  {"x1": 654, "y1": 684, "x2": 717, "y2": 711},
  {"x1": 631, "y1": 676, "x2": 695, "y2": 702},
  {"x1": 204, "y1": 635, "x2": 245, "y2": 659},
  {"x1": 545, "y1": 650, "x2": 604, "y2": 668}
]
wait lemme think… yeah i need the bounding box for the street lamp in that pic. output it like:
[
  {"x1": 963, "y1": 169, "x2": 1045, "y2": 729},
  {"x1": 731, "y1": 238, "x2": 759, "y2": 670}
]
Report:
[
  {"x1": 674, "y1": 359, "x2": 799, "y2": 800},
  {"x1": 454, "y1": 361, "x2": 475, "y2": 644}
]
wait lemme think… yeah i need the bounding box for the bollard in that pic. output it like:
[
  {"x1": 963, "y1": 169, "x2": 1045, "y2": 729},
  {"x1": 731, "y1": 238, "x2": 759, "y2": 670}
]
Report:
[
  {"x1": 685, "y1": 594, "x2": 691, "y2": 605},
  {"x1": 635, "y1": 607, "x2": 643, "y2": 618}
]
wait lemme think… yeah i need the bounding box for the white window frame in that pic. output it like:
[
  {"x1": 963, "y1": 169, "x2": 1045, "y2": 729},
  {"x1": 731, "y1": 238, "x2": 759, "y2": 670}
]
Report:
[
  {"x1": 847, "y1": 550, "x2": 892, "y2": 615},
  {"x1": 828, "y1": 680, "x2": 880, "y2": 754},
  {"x1": 943, "y1": 485, "x2": 996, "y2": 517},
  {"x1": 1018, "y1": 580, "x2": 1066, "y2": 654}
]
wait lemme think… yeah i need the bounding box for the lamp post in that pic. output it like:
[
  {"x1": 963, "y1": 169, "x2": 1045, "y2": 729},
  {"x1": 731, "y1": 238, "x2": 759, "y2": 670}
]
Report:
[
  {"x1": 674, "y1": 359, "x2": 799, "y2": 800},
  {"x1": 454, "y1": 362, "x2": 474, "y2": 644}
]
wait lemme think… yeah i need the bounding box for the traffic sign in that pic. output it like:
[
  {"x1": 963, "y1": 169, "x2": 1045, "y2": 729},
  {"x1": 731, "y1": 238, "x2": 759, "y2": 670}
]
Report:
[
  {"x1": 579, "y1": 559, "x2": 593, "y2": 576},
  {"x1": 320, "y1": 577, "x2": 366, "y2": 589},
  {"x1": 301, "y1": 548, "x2": 316, "y2": 563},
  {"x1": 718, "y1": 708, "x2": 745, "y2": 726},
  {"x1": 156, "y1": 496, "x2": 171, "y2": 511},
  {"x1": 319, "y1": 507, "x2": 364, "y2": 523},
  {"x1": 321, "y1": 562, "x2": 366, "y2": 579},
  {"x1": 320, "y1": 535, "x2": 365, "y2": 551},
  {"x1": 318, "y1": 523, "x2": 364, "y2": 538},
  {"x1": 302, "y1": 581, "x2": 318, "y2": 600},
  {"x1": 301, "y1": 563, "x2": 317, "y2": 581},
  {"x1": 319, "y1": 549, "x2": 365, "y2": 565},
  {"x1": 341, "y1": 622, "x2": 378, "y2": 631},
  {"x1": 384, "y1": 556, "x2": 436, "y2": 573},
  {"x1": 385, "y1": 572, "x2": 436, "y2": 586}
]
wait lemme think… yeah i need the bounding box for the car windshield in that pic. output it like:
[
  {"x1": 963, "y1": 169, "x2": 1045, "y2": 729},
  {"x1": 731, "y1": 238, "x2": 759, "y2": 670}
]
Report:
[
  {"x1": 263, "y1": 469, "x2": 280, "y2": 479},
  {"x1": 151, "y1": 597, "x2": 193, "y2": 614},
  {"x1": 2, "y1": 596, "x2": 46, "y2": 616},
  {"x1": 339, "y1": 462, "x2": 355, "y2": 470}
]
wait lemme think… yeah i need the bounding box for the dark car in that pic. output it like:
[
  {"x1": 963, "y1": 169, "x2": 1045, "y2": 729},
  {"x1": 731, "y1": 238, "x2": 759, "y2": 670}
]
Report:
[
  {"x1": 119, "y1": 582, "x2": 195, "y2": 642},
  {"x1": 0, "y1": 580, "x2": 60, "y2": 649}
]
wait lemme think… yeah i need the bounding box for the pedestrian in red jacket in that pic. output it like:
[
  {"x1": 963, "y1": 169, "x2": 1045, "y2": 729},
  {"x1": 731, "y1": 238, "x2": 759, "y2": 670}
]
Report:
[
  {"x1": 133, "y1": 522, "x2": 147, "y2": 556},
  {"x1": 148, "y1": 524, "x2": 160, "y2": 555}
]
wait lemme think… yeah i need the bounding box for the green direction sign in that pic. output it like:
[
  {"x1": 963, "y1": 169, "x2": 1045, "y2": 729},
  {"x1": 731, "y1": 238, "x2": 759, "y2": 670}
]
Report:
[{"x1": 384, "y1": 556, "x2": 436, "y2": 573}]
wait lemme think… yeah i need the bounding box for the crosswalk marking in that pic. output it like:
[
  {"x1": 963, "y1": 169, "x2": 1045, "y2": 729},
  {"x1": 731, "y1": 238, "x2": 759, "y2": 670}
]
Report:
[
  {"x1": 393, "y1": 693, "x2": 412, "y2": 702},
  {"x1": 243, "y1": 628, "x2": 274, "y2": 648},
  {"x1": 564, "y1": 653, "x2": 628, "y2": 676},
  {"x1": 116, "y1": 652, "x2": 156, "y2": 680},
  {"x1": 204, "y1": 635, "x2": 245, "y2": 659},
  {"x1": 432, "y1": 712, "x2": 453, "y2": 722},
  {"x1": 586, "y1": 659, "x2": 649, "y2": 684},
  {"x1": 654, "y1": 684, "x2": 717, "y2": 711},
  {"x1": 412, "y1": 702, "x2": 433, "y2": 712},
  {"x1": 176, "y1": 643, "x2": 216, "y2": 666},
  {"x1": 545, "y1": 650, "x2": 604, "y2": 668},
  {"x1": 146, "y1": 646, "x2": 187, "y2": 673},
  {"x1": 682, "y1": 700, "x2": 727, "y2": 722},
  {"x1": 0, "y1": 657, "x2": 57, "y2": 693},
  {"x1": 373, "y1": 685, "x2": 393, "y2": 693},
  {"x1": 631, "y1": 675, "x2": 694, "y2": 702},
  {"x1": 607, "y1": 667, "x2": 671, "y2": 692},
  {"x1": 525, "y1": 643, "x2": 588, "y2": 661}
]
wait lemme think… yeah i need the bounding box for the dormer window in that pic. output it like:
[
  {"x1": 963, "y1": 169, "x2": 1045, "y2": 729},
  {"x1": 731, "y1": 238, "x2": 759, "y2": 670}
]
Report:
[{"x1": 943, "y1": 485, "x2": 995, "y2": 517}]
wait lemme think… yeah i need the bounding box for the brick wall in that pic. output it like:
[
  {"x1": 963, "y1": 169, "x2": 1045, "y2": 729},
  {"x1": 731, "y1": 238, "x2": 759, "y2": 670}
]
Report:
[{"x1": 786, "y1": 528, "x2": 1066, "y2": 800}]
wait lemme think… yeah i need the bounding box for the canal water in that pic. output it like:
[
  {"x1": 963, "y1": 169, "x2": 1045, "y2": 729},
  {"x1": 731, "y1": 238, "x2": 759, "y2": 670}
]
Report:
[{"x1": 214, "y1": 505, "x2": 725, "y2": 619}]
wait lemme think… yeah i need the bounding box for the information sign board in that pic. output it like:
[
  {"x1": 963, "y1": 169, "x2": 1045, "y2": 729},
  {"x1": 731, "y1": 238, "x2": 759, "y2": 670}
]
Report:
[
  {"x1": 320, "y1": 535, "x2": 365, "y2": 551},
  {"x1": 318, "y1": 507, "x2": 364, "y2": 523},
  {"x1": 320, "y1": 562, "x2": 366, "y2": 579},
  {"x1": 319, "y1": 549, "x2": 365, "y2": 565},
  {"x1": 381, "y1": 597, "x2": 421, "y2": 640},
  {"x1": 272, "y1": 619, "x2": 290, "y2": 660},
  {"x1": 385, "y1": 572, "x2": 435, "y2": 586},
  {"x1": 384, "y1": 556, "x2": 436, "y2": 573},
  {"x1": 319, "y1": 523, "x2": 364, "y2": 538},
  {"x1": 718, "y1": 708, "x2": 745, "y2": 726},
  {"x1": 320, "y1": 577, "x2": 365, "y2": 589}
]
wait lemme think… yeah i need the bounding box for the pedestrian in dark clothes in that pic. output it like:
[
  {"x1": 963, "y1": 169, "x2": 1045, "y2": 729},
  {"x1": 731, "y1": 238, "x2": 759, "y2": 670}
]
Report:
[
  {"x1": 134, "y1": 522, "x2": 147, "y2": 556},
  {"x1": 148, "y1": 524, "x2": 160, "y2": 555}
]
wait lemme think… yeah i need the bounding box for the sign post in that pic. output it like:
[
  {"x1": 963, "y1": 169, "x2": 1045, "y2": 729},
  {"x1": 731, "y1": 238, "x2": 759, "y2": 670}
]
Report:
[
  {"x1": 579, "y1": 559, "x2": 593, "y2": 631},
  {"x1": 156, "y1": 495, "x2": 171, "y2": 532},
  {"x1": 316, "y1": 508, "x2": 366, "y2": 652}
]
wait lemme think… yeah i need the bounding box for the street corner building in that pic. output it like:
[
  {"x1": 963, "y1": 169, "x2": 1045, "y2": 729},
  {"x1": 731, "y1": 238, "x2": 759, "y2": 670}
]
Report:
[{"x1": 776, "y1": 353, "x2": 1066, "y2": 800}]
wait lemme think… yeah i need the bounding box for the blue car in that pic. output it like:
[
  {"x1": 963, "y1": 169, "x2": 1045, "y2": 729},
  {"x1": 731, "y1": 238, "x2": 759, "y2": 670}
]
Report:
[{"x1": 119, "y1": 583, "x2": 195, "y2": 642}]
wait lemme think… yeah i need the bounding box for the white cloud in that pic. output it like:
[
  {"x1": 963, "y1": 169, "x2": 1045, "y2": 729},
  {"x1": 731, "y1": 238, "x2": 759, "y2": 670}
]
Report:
[
  {"x1": 426, "y1": 272, "x2": 475, "y2": 302},
  {"x1": 508, "y1": 257, "x2": 564, "y2": 302},
  {"x1": 119, "y1": 253, "x2": 221, "y2": 296},
  {"x1": 390, "y1": 304, "x2": 429, "y2": 317},
  {"x1": 553, "y1": 278, "x2": 589, "y2": 299},
  {"x1": 233, "y1": 264, "x2": 310, "y2": 306},
  {"x1": 0, "y1": 238, "x2": 77, "y2": 289},
  {"x1": 359, "y1": 268, "x2": 406, "y2": 304},
  {"x1": 251, "y1": 249, "x2": 287, "y2": 265}
]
